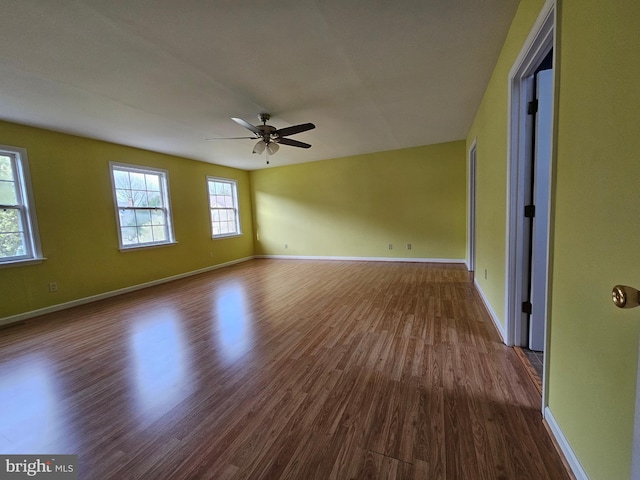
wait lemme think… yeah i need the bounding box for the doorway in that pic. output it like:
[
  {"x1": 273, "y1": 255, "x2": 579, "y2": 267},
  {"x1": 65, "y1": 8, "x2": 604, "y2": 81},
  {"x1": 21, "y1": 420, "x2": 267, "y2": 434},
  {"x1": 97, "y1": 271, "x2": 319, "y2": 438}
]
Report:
[
  {"x1": 522, "y1": 60, "x2": 553, "y2": 354},
  {"x1": 505, "y1": 1, "x2": 555, "y2": 410}
]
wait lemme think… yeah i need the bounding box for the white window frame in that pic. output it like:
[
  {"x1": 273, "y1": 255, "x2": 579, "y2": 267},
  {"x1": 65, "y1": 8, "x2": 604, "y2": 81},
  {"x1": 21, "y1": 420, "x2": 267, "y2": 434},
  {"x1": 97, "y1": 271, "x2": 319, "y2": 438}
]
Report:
[
  {"x1": 109, "y1": 162, "x2": 176, "y2": 250},
  {"x1": 0, "y1": 145, "x2": 43, "y2": 267},
  {"x1": 207, "y1": 177, "x2": 241, "y2": 238}
]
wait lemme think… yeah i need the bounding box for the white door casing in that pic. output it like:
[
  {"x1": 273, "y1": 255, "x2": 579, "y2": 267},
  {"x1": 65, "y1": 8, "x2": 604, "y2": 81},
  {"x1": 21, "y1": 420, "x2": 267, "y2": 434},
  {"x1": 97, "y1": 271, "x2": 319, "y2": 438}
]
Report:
[
  {"x1": 468, "y1": 140, "x2": 477, "y2": 272},
  {"x1": 505, "y1": 0, "x2": 554, "y2": 360},
  {"x1": 633, "y1": 338, "x2": 640, "y2": 479}
]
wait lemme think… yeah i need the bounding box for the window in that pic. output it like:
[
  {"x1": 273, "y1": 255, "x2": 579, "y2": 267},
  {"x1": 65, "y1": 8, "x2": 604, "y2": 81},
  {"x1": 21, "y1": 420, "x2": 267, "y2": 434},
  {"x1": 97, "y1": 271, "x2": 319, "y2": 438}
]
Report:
[
  {"x1": 207, "y1": 177, "x2": 241, "y2": 237},
  {"x1": 110, "y1": 163, "x2": 175, "y2": 249},
  {"x1": 0, "y1": 145, "x2": 42, "y2": 265}
]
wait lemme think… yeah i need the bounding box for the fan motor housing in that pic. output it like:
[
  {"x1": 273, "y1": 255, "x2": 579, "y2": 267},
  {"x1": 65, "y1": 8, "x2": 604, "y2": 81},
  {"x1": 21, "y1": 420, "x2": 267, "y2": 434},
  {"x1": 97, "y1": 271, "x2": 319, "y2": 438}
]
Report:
[{"x1": 257, "y1": 124, "x2": 277, "y2": 137}]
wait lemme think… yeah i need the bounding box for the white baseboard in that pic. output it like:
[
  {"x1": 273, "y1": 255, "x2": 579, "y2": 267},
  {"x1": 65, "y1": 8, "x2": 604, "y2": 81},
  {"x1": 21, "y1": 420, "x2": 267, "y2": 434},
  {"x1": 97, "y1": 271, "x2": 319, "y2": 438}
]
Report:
[
  {"x1": 0, "y1": 256, "x2": 255, "y2": 327},
  {"x1": 473, "y1": 278, "x2": 507, "y2": 343},
  {"x1": 544, "y1": 407, "x2": 588, "y2": 480},
  {"x1": 255, "y1": 255, "x2": 466, "y2": 264}
]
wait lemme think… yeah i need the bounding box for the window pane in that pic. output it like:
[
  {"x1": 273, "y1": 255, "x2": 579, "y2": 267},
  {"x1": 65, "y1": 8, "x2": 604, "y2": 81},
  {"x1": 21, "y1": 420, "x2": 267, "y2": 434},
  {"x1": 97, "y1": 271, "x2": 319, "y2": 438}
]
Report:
[
  {"x1": 0, "y1": 208, "x2": 22, "y2": 233},
  {"x1": 130, "y1": 172, "x2": 146, "y2": 190},
  {"x1": 135, "y1": 209, "x2": 151, "y2": 226},
  {"x1": 0, "y1": 181, "x2": 17, "y2": 205},
  {"x1": 137, "y1": 226, "x2": 152, "y2": 243},
  {"x1": 121, "y1": 227, "x2": 138, "y2": 245},
  {"x1": 113, "y1": 169, "x2": 131, "y2": 189},
  {"x1": 112, "y1": 164, "x2": 174, "y2": 248},
  {"x1": 0, "y1": 147, "x2": 41, "y2": 263},
  {"x1": 132, "y1": 190, "x2": 148, "y2": 207},
  {"x1": 145, "y1": 174, "x2": 160, "y2": 191},
  {"x1": 116, "y1": 189, "x2": 134, "y2": 207},
  {"x1": 208, "y1": 178, "x2": 239, "y2": 238},
  {"x1": 0, "y1": 232, "x2": 26, "y2": 258},
  {"x1": 151, "y1": 209, "x2": 166, "y2": 226},
  {"x1": 0, "y1": 156, "x2": 14, "y2": 181},
  {"x1": 147, "y1": 191, "x2": 161, "y2": 207},
  {"x1": 0, "y1": 208, "x2": 26, "y2": 257},
  {"x1": 119, "y1": 209, "x2": 136, "y2": 227},
  {"x1": 152, "y1": 226, "x2": 167, "y2": 242}
]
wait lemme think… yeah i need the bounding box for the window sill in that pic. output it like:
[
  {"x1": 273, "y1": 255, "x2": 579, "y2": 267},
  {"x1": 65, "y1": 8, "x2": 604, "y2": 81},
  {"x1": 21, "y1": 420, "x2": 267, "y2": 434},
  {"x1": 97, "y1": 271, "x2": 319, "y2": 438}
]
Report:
[
  {"x1": 211, "y1": 233, "x2": 243, "y2": 240},
  {"x1": 0, "y1": 257, "x2": 47, "y2": 269},
  {"x1": 119, "y1": 241, "x2": 178, "y2": 252}
]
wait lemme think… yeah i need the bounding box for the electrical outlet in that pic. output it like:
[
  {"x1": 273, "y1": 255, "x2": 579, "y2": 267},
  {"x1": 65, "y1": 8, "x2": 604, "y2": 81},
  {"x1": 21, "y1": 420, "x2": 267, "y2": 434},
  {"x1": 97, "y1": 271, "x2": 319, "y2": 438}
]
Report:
[
  {"x1": 388, "y1": 243, "x2": 393, "y2": 250},
  {"x1": 407, "y1": 243, "x2": 412, "y2": 250},
  {"x1": 285, "y1": 244, "x2": 288, "y2": 249},
  {"x1": 49, "y1": 282, "x2": 58, "y2": 292},
  {"x1": 484, "y1": 269, "x2": 488, "y2": 280},
  {"x1": 209, "y1": 252, "x2": 214, "y2": 258}
]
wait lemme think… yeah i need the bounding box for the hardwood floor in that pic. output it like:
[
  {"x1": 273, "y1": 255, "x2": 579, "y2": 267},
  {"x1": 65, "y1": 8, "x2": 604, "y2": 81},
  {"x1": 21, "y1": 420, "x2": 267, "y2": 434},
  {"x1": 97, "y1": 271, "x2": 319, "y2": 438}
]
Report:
[{"x1": 0, "y1": 259, "x2": 570, "y2": 479}]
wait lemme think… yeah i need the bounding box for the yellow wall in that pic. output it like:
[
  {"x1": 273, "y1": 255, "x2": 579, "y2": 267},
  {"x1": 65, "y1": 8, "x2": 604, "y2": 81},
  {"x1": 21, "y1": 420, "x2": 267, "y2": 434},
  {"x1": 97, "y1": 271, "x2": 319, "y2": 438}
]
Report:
[
  {"x1": 0, "y1": 121, "x2": 254, "y2": 320},
  {"x1": 468, "y1": 0, "x2": 640, "y2": 478},
  {"x1": 466, "y1": 0, "x2": 546, "y2": 325},
  {"x1": 250, "y1": 142, "x2": 466, "y2": 261}
]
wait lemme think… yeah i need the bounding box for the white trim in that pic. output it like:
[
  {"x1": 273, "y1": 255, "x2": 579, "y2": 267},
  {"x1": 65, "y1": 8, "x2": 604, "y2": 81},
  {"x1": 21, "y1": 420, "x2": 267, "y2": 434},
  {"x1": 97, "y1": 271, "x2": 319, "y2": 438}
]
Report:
[
  {"x1": 544, "y1": 407, "x2": 589, "y2": 480},
  {"x1": 505, "y1": 0, "x2": 555, "y2": 347},
  {"x1": 118, "y1": 240, "x2": 179, "y2": 252},
  {"x1": 468, "y1": 138, "x2": 477, "y2": 272},
  {"x1": 632, "y1": 336, "x2": 640, "y2": 479},
  {"x1": 0, "y1": 256, "x2": 254, "y2": 327},
  {"x1": 211, "y1": 233, "x2": 243, "y2": 240},
  {"x1": 474, "y1": 278, "x2": 506, "y2": 343},
  {"x1": 0, "y1": 257, "x2": 46, "y2": 269},
  {"x1": 255, "y1": 255, "x2": 466, "y2": 264}
]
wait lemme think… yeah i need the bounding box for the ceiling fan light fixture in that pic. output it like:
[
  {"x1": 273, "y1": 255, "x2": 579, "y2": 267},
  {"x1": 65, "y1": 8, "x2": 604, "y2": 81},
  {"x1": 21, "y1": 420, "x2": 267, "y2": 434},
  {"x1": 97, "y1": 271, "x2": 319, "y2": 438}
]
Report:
[
  {"x1": 252, "y1": 140, "x2": 266, "y2": 154},
  {"x1": 266, "y1": 142, "x2": 279, "y2": 155}
]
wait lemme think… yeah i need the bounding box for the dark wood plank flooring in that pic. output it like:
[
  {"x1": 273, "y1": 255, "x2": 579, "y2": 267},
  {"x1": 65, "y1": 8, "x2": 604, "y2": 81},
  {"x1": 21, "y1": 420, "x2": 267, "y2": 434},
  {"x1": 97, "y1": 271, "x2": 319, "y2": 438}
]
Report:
[{"x1": 0, "y1": 259, "x2": 570, "y2": 479}]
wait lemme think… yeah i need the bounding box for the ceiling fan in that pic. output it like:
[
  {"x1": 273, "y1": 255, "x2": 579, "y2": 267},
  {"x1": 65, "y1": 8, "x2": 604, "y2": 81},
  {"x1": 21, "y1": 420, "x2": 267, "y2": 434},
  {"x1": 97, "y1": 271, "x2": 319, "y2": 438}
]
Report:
[{"x1": 207, "y1": 113, "x2": 315, "y2": 163}]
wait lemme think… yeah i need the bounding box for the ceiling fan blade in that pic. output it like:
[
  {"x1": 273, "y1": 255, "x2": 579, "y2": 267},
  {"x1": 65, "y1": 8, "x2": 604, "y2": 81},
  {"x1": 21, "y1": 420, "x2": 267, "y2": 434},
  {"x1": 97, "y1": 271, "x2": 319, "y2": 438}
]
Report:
[
  {"x1": 232, "y1": 117, "x2": 262, "y2": 135},
  {"x1": 205, "y1": 136, "x2": 256, "y2": 141},
  {"x1": 277, "y1": 137, "x2": 312, "y2": 149},
  {"x1": 275, "y1": 123, "x2": 316, "y2": 137}
]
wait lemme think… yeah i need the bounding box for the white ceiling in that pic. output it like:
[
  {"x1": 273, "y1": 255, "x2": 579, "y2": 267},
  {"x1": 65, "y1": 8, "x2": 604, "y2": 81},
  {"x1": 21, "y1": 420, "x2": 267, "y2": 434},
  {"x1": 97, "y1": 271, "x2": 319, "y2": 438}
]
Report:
[{"x1": 0, "y1": 0, "x2": 519, "y2": 170}]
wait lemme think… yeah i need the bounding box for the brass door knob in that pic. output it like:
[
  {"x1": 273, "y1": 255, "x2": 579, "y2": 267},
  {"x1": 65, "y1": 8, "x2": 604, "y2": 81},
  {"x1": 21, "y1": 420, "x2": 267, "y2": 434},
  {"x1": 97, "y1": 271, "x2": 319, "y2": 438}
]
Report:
[{"x1": 612, "y1": 285, "x2": 640, "y2": 309}]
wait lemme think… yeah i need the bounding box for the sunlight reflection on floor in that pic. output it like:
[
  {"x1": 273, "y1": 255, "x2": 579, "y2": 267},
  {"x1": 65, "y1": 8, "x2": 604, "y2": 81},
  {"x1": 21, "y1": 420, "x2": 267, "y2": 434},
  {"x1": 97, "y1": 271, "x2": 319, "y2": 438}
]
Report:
[
  {"x1": 0, "y1": 356, "x2": 70, "y2": 453},
  {"x1": 213, "y1": 281, "x2": 253, "y2": 364},
  {"x1": 129, "y1": 310, "x2": 190, "y2": 422}
]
